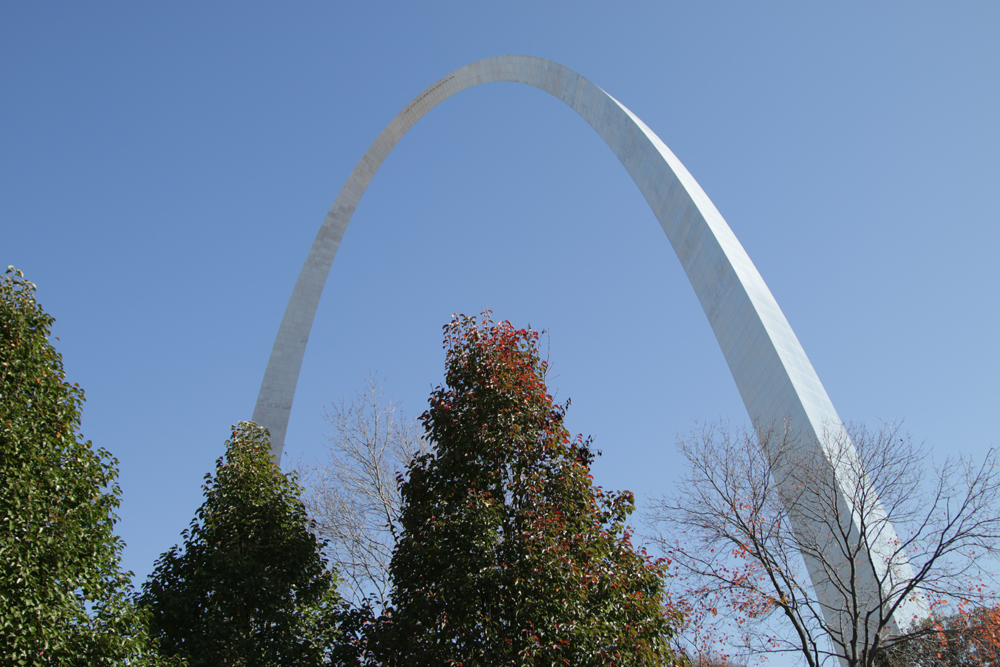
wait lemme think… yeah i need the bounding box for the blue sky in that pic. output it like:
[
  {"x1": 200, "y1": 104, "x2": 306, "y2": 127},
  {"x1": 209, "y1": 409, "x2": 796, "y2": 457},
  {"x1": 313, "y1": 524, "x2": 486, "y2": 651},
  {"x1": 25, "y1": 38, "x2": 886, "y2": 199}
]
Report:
[{"x1": 3, "y1": 0, "x2": 998, "y2": 641}]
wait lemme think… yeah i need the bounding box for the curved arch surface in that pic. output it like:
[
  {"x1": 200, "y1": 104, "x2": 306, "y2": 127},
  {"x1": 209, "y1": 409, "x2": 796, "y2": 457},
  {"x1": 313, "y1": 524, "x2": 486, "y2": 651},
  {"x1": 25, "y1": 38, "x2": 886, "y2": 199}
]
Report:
[
  {"x1": 252, "y1": 56, "x2": 925, "y2": 638},
  {"x1": 254, "y1": 55, "x2": 834, "y2": 457}
]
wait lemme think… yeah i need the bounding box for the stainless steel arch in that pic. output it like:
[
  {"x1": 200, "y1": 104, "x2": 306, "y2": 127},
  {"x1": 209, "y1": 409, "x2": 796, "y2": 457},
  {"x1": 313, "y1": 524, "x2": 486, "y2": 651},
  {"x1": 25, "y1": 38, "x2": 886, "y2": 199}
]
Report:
[{"x1": 252, "y1": 55, "x2": 926, "y2": 643}]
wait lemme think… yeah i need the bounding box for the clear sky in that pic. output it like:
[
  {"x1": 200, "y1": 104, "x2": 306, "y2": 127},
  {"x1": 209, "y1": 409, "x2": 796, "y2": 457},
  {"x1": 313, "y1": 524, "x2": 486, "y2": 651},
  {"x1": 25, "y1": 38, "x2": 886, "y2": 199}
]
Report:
[{"x1": 3, "y1": 1, "x2": 998, "y2": 658}]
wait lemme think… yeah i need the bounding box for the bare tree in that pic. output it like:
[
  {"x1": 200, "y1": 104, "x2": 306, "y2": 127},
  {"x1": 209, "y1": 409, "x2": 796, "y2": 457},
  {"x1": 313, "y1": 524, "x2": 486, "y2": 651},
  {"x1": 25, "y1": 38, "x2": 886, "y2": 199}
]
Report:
[
  {"x1": 683, "y1": 654, "x2": 748, "y2": 667},
  {"x1": 646, "y1": 421, "x2": 1000, "y2": 667},
  {"x1": 299, "y1": 376, "x2": 426, "y2": 607}
]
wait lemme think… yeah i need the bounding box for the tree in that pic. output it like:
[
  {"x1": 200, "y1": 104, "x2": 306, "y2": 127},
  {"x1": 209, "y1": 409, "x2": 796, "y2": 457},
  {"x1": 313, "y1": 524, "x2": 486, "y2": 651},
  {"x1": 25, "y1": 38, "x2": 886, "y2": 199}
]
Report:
[
  {"x1": 300, "y1": 376, "x2": 426, "y2": 608},
  {"x1": 682, "y1": 655, "x2": 747, "y2": 667},
  {"x1": 0, "y1": 266, "x2": 171, "y2": 666},
  {"x1": 875, "y1": 603, "x2": 1000, "y2": 666},
  {"x1": 646, "y1": 421, "x2": 1000, "y2": 667},
  {"x1": 140, "y1": 421, "x2": 349, "y2": 667},
  {"x1": 372, "y1": 312, "x2": 681, "y2": 666}
]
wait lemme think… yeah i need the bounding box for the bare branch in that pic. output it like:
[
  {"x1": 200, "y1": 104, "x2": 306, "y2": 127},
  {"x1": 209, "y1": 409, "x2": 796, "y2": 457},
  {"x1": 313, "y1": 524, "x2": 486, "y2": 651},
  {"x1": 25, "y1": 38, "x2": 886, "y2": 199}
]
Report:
[
  {"x1": 298, "y1": 375, "x2": 427, "y2": 608},
  {"x1": 645, "y1": 421, "x2": 1000, "y2": 667}
]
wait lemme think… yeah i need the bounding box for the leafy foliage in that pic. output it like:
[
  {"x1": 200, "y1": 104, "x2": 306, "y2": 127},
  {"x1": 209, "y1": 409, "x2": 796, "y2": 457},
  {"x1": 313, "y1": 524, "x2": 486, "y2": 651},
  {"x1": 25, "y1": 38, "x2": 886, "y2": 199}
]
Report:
[
  {"x1": 141, "y1": 421, "x2": 349, "y2": 666},
  {"x1": 875, "y1": 605, "x2": 1000, "y2": 666},
  {"x1": 374, "y1": 312, "x2": 681, "y2": 666},
  {"x1": 0, "y1": 266, "x2": 169, "y2": 666}
]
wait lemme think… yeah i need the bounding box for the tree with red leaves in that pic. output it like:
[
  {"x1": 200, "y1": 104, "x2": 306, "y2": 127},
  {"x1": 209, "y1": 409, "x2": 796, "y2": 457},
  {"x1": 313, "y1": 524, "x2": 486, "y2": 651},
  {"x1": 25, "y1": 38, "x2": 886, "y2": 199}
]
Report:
[
  {"x1": 372, "y1": 312, "x2": 681, "y2": 666},
  {"x1": 876, "y1": 603, "x2": 1000, "y2": 666},
  {"x1": 647, "y1": 422, "x2": 1000, "y2": 667}
]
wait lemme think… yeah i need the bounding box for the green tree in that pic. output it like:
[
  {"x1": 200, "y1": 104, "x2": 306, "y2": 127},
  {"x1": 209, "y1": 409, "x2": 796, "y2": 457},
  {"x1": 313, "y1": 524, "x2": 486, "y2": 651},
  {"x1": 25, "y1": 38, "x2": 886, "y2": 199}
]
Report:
[
  {"x1": 373, "y1": 312, "x2": 681, "y2": 666},
  {"x1": 140, "y1": 421, "x2": 349, "y2": 667},
  {"x1": 0, "y1": 266, "x2": 168, "y2": 666}
]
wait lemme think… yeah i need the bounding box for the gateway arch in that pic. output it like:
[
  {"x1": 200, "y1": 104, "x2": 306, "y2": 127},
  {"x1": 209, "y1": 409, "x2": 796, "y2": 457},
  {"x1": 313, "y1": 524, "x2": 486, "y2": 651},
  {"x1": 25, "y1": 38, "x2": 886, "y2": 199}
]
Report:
[{"x1": 251, "y1": 55, "x2": 926, "y2": 646}]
